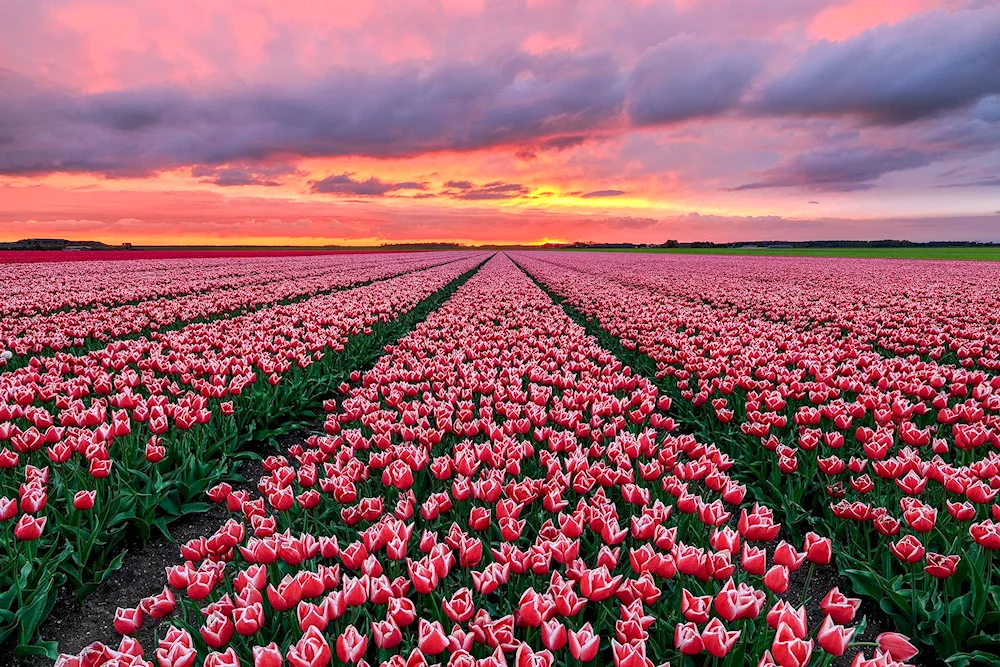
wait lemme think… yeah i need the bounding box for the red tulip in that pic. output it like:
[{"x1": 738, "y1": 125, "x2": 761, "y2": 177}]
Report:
[
  {"x1": 876, "y1": 633, "x2": 919, "y2": 661},
  {"x1": 773, "y1": 541, "x2": 806, "y2": 571},
  {"x1": 970, "y1": 520, "x2": 1000, "y2": 550},
  {"x1": 802, "y1": 532, "x2": 832, "y2": 565},
  {"x1": 715, "y1": 579, "x2": 765, "y2": 621},
  {"x1": 204, "y1": 648, "x2": 241, "y2": 667},
  {"x1": 702, "y1": 618, "x2": 740, "y2": 657},
  {"x1": 0, "y1": 497, "x2": 16, "y2": 521},
  {"x1": 771, "y1": 622, "x2": 813, "y2": 667},
  {"x1": 113, "y1": 607, "x2": 143, "y2": 635},
  {"x1": 200, "y1": 611, "x2": 234, "y2": 650},
  {"x1": 73, "y1": 490, "x2": 96, "y2": 511},
  {"x1": 816, "y1": 616, "x2": 853, "y2": 657},
  {"x1": 579, "y1": 566, "x2": 622, "y2": 601},
  {"x1": 903, "y1": 505, "x2": 937, "y2": 533},
  {"x1": 296, "y1": 601, "x2": 328, "y2": 632},
  {"x1": 373, "y1": 620, "x2": 402, "y2": 649},
  {"x1": 287, "y1": 626, "x2": 331, "y2": 667},
  {"x1": 742, "y1": 543, "x2": 766, "y2": 575},
  {"x1": 443, "y1": 587, "x2": 475, "y2": 622},
  {"x1": 767, "y1": 601, "x2": 808, "y2": 638},
  {"x1": 890, "y1": 535, "x2": 925, "y2": 563},
  {"x1": 568, "y1": 623, "x2": 600, "y2": 661},
  {"x1": 157, "y1": 639, "x2": 198, "y2": 667},
  {"x1": 819, "y1": 587, "x2": 860, "y2": 625},
  {"x1": 924, "y1": 552, "x2": 961, "y2": 578},
  {"x1": 417, "y1": 619, "x2": 448, "y2": 655},
  {"x1": 541, "y1": 618, "x2": 566, "y2": 651},
  {"x1": 140, "y1": 587, "x2": 176, "y2": 619},
  {"x1": 335, "y1": 625, "x2": 367, "y2": 663},
  {"x1": 468, "y1": 506, "x2": 491, "y2": 531},
  {"x1": 253, "y1": 643, "x2": 283, "y2": 667},
  {"x1": 89, "y1": 459, "x2": 112, "y2": 478},
  {"x1": 14, "y1": 514, "x2": 46, "y2": 540},
  {"x1": 738, "y1": 506, "x2": 781, "y2": 541},
  {"x1": 611, "y1": 641, "x2": 651, "y2": 667},
  {"x1": 763, "y1": 564, "x2": 790, "y2": 594},
  {"x1": 0, "y1": 449, "x2": 19, "y2": 468},
  {"x1": 946, "y1": 501, "x2": 975, "y2": 521},
  {"x1": 20, "y1": 488, "x2": 47, "y2": 513},
  {"x1": 234, "y1": 604, "x2": 264, "y2": 636},
  {"x1": 674, "y1": 622, "x2": 703, "y2": 656},
  {"x1": 387, "y1": 596, "x2": 417, "y2": 626},
  {"x1": 680, "y1": 588, "x2": 711, "y2": 623}
]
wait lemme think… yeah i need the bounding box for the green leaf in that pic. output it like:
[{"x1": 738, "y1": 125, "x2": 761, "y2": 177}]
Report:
[
  {"x1": 179, "y1": 502, "x2": 211, "y2": 515},
  {"x1": 152, "y1": 517, "x2": 172, "y2": 540},
  {"x1": 14, "y1": 639, "x2": 59, "y2": 659},
  {"x1": 109, "y1": 508, "x2": 139, "y2": 526},
  {"x1": 15, "y1": 579, "x2": 55, "y2": 646},
  {"x1": 945, "y1": 650, "x2": 1000, "y2": 667}
]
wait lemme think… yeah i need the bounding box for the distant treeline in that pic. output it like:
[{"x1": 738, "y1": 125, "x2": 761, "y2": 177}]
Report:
[
  {"x1": 378, "y1": 242, "x2": 465, "y2": 249},
  {"x1": 0, "y1": 238, "x2": 120, "y2": 250}
]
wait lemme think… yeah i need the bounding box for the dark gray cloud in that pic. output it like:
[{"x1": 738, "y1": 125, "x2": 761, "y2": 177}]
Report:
[
  {"x1": 191, "y1": 163, "x2": 302, "y2": 186},
  {"x1": 757, "y1": 8, "x2": 1000, "y2": 124},
  {"x1": 936, "y1": 177, "x2": 1000, "y2": 188},
  {"x1": 0, "y1": 52, "x2": 626, "y2": 177},
  {"x1": 310, "y1": 173, "x2": 428, "y2": 196},
  {"x1": 0, "y1": 39, "x2": 773, "y2": 179},
  {"x1": 627, "y1": 36, "x2": 769, "y2": 126},
  {"x1": 581, "y1": 190, "x2": 626, "y2": 198},
  {"x1": 445, "y1": 180, "x2": 531, "y2": 200},
  {"x1": 728, "y1": 147, "x2": 933, "y2": 192},
  {"x1": 918, "y1": 97, "x2": 1000, "y2": 151}
]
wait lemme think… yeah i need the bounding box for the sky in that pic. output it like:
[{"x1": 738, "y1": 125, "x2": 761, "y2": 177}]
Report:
[{"x1": 1, "y1": 0, "x2": 999, "y2": 246}]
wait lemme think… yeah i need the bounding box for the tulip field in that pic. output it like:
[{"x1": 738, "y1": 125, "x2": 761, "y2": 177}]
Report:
[{"x1": 2, "y1": 251, "x2": 997, "y2": 667}]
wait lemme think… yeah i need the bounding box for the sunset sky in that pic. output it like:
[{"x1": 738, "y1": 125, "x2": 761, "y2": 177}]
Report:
[{"x1": 1, "y1": 0, "x2": 999, "y2": 245}]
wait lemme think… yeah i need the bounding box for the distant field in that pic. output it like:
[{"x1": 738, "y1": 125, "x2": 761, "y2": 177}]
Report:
[
  {"x1": 571, "y1": 246, "x2": 1000, "y2": 260},
  {"x1": 0, "y1": 248, "x2": 406, "y2": 264}
]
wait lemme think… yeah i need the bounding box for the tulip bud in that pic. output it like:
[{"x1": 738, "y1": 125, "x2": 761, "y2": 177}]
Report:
[
  {"x1": 73, "y1": 490, "x2": 96, "y2": 511},
  {"x1": 876, "y1": 632, "x2": 919, "y2": 661}
]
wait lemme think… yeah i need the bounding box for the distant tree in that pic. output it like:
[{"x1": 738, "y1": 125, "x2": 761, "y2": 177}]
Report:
[{"x1": 664, "y1": 239, "x2": 679, "y2": 248}]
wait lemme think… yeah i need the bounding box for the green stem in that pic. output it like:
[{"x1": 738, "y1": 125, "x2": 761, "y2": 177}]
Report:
[{"x1": 800, "y1": 562, "x2": 816, "y2": 606}]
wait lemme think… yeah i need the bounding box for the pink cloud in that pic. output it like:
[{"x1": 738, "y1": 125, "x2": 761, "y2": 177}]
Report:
[{"x1": 0, "y1": 0, "x2": 996, "y2": 244}]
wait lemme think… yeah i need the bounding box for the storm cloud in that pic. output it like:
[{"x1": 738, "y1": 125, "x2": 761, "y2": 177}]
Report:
[
  {"x1": 310, "y1": 173, "x2": 429, "y2": 196},
  {"x1": 728, "y1": 147, "x2": 934, "y2": 192},
  {"x1": 0, "y1": 54, "x2": 627, "y2": 178},
  {"x1": 444, "y1": 181, "x2": 532, "y2": 200},
  {"x1": 191, "y1": 163, "x2": 303, "y2": 187},
  {"x1": 757, "y1": 7, "x2": 1000, "y2": 123},
  {"x1": 0, "y1": 38, "x2": 773, "y2": 178},
  {"x1": 627, "y1": 36, "x2": 769, "y2": 126}
]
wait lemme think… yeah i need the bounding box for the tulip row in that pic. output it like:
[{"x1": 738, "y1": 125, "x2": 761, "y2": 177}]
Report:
[
  {"x1": 510, "y1": 251, "x2": 1000, "y2": 662},
  {"x1": 56, "y1": 254, "x2": 915, "y2": 667},
  {"x1": 0, "y1": 252, "x2": 453, "y2": 365},
  {"x1": 1, "y1": 254, "x2": 339, "y2": 318},
  {"x1": 522, "y1": 252, "x2": 1000, "y2": 372},
  {"x1": 0, "y1": 253, "x2": 488, "y2": 656}
]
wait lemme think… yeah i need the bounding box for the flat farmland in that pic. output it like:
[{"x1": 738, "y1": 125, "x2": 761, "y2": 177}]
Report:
[{"x1": 2, "y1": 250, "x2": 997, "y2": 667}]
